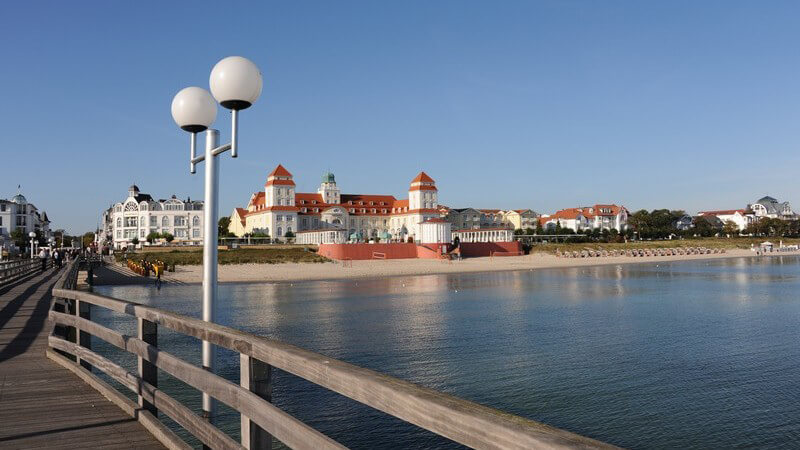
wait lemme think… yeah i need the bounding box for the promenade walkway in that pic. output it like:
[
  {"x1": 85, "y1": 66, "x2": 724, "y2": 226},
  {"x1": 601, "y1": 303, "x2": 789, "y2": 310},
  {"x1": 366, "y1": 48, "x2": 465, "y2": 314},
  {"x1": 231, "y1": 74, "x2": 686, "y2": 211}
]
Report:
[{"x1": 0, "y1": 266, "x2": 164, "y2": 449}]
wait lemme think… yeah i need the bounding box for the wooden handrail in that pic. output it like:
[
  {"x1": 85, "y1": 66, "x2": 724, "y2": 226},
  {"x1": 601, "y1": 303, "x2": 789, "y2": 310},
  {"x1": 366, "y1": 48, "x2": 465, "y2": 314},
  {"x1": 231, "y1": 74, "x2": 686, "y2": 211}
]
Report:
[{"x1": 49, "y1": 257, "x2": 614, "y2": 450}]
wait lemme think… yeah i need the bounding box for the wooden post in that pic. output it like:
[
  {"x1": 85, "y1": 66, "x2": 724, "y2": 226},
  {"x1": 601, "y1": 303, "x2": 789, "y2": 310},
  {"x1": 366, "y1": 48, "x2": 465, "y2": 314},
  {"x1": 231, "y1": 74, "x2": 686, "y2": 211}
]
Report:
[
  {"x1": 240, "y1": 354, "x2": 273, "y2": 450},
  {"x1": 76, "y1": 299, "x2": 92, "y2": 371},
  {"x1": 138, "y1": 318, "x2": 158, "y2": 416}
]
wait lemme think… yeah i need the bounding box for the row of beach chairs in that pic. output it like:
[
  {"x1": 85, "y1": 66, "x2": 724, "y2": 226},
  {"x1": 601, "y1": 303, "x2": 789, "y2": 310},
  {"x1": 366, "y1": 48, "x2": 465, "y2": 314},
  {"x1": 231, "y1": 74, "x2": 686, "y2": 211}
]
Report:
[{"x1": 555, "y1": 247, "x2": 726, "y2": 258}]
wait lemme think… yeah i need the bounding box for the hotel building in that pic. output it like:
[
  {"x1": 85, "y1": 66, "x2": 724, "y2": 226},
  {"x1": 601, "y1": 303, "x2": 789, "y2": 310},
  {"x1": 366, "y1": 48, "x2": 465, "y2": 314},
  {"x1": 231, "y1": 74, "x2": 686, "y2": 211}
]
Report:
[
  {"x1": 229, "y1": 165, "x2": 440, "y2": 244},
  {"x1": 100, "y1": 185, "x2": 204, "y2": 249}
]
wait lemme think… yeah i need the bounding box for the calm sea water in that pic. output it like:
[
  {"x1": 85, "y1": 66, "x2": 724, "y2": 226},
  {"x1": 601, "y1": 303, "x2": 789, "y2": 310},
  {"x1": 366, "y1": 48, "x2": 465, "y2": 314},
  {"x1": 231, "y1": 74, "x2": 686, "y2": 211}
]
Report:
[{"x1": 93, "y1": 256, "x2": 800, "y2": 449}]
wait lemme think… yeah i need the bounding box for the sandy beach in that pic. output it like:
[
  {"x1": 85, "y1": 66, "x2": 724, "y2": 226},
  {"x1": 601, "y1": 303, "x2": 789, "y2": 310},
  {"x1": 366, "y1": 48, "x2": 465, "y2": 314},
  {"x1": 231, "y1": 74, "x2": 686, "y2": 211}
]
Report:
[{"x1": 92, "y1": 248, "x2": 800, "y2": 286}]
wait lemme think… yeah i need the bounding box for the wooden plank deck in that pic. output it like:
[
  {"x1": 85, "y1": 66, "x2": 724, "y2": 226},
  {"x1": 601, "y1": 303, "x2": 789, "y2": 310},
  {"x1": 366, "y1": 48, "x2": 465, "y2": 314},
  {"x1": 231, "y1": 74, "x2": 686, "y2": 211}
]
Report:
[{"x1": 0, "y1": 266, "x2": 165, "y2": 449}]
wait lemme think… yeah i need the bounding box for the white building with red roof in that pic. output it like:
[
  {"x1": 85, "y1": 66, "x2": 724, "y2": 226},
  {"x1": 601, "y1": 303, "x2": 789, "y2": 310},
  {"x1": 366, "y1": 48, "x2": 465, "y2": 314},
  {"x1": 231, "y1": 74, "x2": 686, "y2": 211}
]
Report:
[
  {"x1": 540, "y1": 204, "x2": 629, "y2": 232},
  {"x1": 696, "y1": 209, "x2": 753, "y2": 231},
  {"x1": 229, "y1": 165, "x2": 440, "y2": 243}
]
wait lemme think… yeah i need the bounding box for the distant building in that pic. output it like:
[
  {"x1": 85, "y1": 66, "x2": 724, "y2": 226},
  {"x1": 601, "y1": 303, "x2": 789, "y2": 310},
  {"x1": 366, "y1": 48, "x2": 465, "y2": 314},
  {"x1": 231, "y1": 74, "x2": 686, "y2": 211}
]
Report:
[
  {"x1": 443, "y1": 208, "x2": 537, "y2": 231},
  {"x1": 0, "y1": 191, "x2": 51, "y2": 253},
  {"x1": 674, "y1": 214, "x2": 694, "y2": 231},
  {"x1": 539, "y1": 204, "x2": 628, "y2": 232},
  {"x1": 748, "y1": 196, "x2": 796, "y2": 220},
  {"x1": 696, "y1": 209, "x2": 753, "y2": 231},
  {"x1": 101, "y1": 185, "x2": 204, "y2": 250}
]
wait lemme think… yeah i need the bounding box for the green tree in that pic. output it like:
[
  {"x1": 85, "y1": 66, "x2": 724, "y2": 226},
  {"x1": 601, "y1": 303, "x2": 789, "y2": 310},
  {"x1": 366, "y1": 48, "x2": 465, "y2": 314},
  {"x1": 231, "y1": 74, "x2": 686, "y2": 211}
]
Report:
[
  {"x1": 535, "y1": 221, "x2": 544, "y2": 235},
  {"x1": 146, "y1": 231, "x2": 161, "y2": 244},
  {"x1": 130, "y1": 236, "x2": 139, "y2": 246},
  {"x1": 284, "y1": 230, "x2": 295, "y2": 238},
  {"x1": 218, "y1": 217, "x2": 233, "y2": 237},
  {"x1": 82, "y1": 232, "x2": 94, "y2": 248},
  {"x1": 10, "y1": 228, "x2": 27, "y2": 249},
  {"x1": 722, "y1": 220, "x2": 738, "y2": 237},
  {"x1": 163, "y1": 233, "x2": 174, "y2": 243}
]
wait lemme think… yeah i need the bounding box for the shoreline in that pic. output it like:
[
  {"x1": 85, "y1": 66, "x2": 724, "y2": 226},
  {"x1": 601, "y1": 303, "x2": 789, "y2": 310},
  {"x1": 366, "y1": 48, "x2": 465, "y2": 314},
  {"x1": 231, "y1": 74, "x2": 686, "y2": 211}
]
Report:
[{"x1": 97, "y1": 249, "x2": 800, "y2": 286}]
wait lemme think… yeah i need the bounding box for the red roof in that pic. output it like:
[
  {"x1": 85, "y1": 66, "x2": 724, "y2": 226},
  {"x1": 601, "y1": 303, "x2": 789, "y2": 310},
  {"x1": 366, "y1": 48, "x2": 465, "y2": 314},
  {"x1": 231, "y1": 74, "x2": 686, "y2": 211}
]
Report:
[
  {"x1": 248, "y1": 191, "x2": 265, "y2": 207},
  {"x1": 698, "y1": 209, "x2": 745, "y2": 216},
  {"x1": 265, "y1": 179, "x2": 295, "y2": 187},
  {"x1": 268, "y1": 164, "x2": 292, "y2": 177},
  {"x1": 411, "y1": 172, "x2": 435, "y2": 183}
]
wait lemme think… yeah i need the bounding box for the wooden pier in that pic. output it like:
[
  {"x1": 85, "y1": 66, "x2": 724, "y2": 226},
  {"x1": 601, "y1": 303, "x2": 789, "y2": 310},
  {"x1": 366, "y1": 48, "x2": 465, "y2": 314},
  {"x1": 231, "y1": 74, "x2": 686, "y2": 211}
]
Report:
[
  {"x1": 1, "y1": 256, "x2": 615, "y2": 449},
  {"x1": 0, "y1": 263, "x2": 164, "y2": 449}
]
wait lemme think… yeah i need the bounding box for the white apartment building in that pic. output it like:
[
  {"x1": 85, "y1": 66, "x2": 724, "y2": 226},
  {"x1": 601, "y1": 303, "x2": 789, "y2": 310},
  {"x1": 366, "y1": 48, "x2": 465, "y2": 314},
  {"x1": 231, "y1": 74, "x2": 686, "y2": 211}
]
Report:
[
  {"x1": 102, "y1": 185, "x2": 204, "y2": 250},
  {"x1": 696, "y1": 209, "x2": 753, "y2": 231},
  {"x1": 0, "y1": 192, "x2": 51, "y2": 253},
  {"x1": 540, "y1": 204, "x2": 629, "y2": 232}
]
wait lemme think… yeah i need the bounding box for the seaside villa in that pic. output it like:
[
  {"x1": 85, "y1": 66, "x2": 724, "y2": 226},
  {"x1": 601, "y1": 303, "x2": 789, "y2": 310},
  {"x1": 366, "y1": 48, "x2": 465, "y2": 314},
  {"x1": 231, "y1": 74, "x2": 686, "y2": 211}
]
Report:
[{"x1": 539, "y1": 204, "x2": 629, "y2": 232}]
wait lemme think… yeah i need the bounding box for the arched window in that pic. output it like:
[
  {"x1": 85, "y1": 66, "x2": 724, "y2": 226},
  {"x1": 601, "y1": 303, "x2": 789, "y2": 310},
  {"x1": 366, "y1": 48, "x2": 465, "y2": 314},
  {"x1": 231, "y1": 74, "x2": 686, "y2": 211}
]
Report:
[
  {"x1": 277, "y1": 227, "x2": 282, "y2": 237},
  {"x1": 162, "y1": 216, "x2": 169, "y2": 227},
  {"x1": 192, "y1": 216, "x2": 200, "y2": 227},
  {"x1": 116, "y1": 218, "x2": 121, "y2": 228}
]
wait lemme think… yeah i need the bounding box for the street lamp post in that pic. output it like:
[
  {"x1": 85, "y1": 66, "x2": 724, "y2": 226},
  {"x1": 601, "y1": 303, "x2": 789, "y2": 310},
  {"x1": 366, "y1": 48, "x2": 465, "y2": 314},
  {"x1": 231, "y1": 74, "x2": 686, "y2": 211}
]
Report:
[
  {"x1": 171, "y1": 56, "x2": 262, "y2": 424},
  {"x1": 29, "y1": 232, "x2": 36, "y2": 259}
]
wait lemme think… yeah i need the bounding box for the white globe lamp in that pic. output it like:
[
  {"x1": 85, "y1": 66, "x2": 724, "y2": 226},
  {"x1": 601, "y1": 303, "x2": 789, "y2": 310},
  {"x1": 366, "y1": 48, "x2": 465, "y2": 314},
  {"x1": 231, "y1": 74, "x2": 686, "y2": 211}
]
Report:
[
  {"x1": 171, "y1": 87, "x2": 217, "y2": 133},
  {"x1": 209, "y1": 56, "x2": 262, "y2": 110}
]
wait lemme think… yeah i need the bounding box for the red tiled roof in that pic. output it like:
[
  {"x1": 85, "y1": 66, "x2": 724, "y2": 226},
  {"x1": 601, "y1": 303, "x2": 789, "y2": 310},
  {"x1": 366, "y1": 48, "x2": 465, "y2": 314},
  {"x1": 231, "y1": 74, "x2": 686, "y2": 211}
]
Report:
[
  {"x1": 409, "y1": 185, "x2": 437, "y2": 191},
  {"x1": 248, "y1": 191, "x2": 265, "y2": 207},
  {"x1": 698, "y1": 209, "x2": 745, "y2": 216},
  {"x1": 265, "y1": 179, "x2": 295, "y2": 186},
  {"x1": 268, "y1": 164, "x2": 292, "y2": 177},
  {"x1": 411, "y1": 172, "x2": 435, "y2": 183}
]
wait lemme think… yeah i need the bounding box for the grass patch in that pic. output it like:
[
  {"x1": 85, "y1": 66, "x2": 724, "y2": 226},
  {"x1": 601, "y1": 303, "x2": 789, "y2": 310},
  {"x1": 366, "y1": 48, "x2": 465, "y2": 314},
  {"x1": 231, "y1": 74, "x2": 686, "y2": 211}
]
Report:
[
  {"x1": 531, "y1": 237, "x2": 800, "y2": 255},
  {"x1": 116, "y1": 247, "x2": 330, "y2": 266}
]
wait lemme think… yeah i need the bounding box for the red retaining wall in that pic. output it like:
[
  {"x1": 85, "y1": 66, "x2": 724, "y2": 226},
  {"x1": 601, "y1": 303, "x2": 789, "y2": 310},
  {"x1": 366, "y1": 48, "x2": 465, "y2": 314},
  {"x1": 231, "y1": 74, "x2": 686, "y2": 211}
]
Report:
[
  {"x1": 458, "y1": 242, "x2": 522, "y2": 258},
  {"x1": 318, "y1": 241, "x2": 522, "y2": 260},
  {"x1": 318, "y1": 243, "x2": 419, "y2": 260}
]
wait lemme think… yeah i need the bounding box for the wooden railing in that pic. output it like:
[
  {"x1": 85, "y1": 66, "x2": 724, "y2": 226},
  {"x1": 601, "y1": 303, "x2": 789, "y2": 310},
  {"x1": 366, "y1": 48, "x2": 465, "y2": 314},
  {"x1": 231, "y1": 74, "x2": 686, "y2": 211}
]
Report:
[
  {"x1": 0, "y1": 258, "x2": 48, "y2": 286},
  {"x1": 48, "y1": 257, "x2": 614, "y2": 450}
]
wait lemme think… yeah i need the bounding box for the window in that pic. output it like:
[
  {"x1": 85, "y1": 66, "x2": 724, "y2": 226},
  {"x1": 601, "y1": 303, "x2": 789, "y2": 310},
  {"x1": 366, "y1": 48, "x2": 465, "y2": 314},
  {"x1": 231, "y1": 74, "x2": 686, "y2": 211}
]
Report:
[
  {"x1": 140, "y1": 229, "x2": 146, "y2": 238},
  {"x1": 277, "y1": 215, "x2": 283, "y2": 222},
  {"x1": 150, "y1": 216, "x2": 157, "y2": 227},
  {"x1": 175, "y1": 229, "x2": 187, "y2": 238},
  {"x1": 116, "y1": 230, "x2": 121, "y2": 238},
  {"x1": 174, "y1": 216, "x2": 186, "y2": 227},
  {"x1": 124, "y1": 217, "x2": 137, "y2": 227},
  {"x1": 193, "y1": 229, "x2": 200, "y2": 238},
  {"x1": 192, "y1": 216, "x2": 200, "y2": 227},
  {"x1": 277, "y1": 227, "x2": 282, "y2": 236},
  {"x1": 0, "y1": 204, "x2": 4, "y2": 212},
  {"x1": 162, "y1": 216, "x2": 169, "y2": 227},
  {"x1": 116, "y1": 218, "x2": 122, "y2": 228}
]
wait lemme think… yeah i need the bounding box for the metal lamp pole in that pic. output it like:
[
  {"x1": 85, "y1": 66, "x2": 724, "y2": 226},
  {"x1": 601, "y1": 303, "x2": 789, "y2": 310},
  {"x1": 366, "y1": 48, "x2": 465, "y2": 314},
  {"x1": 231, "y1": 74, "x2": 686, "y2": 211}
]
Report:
[
  {"x1": 29, "y1": 232, "x2": 36, "y2": 259},
  {"x1": 171, "y1": 56, "x2": 262, "y2": 425}
]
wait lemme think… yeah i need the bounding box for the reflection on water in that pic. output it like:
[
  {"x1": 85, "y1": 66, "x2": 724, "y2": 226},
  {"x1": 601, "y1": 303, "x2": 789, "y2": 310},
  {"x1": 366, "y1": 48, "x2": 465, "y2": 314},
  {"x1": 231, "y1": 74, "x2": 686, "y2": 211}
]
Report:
[{"x1": 94, "y1": 256, "x2": 800, "y2": 449}]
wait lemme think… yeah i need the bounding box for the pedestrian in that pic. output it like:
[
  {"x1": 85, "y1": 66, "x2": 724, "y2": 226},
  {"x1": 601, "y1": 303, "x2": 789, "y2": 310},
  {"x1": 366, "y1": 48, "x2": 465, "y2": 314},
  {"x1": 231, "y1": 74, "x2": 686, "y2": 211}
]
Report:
[
  {"x1": 39, "y1": 248, "x2": 48, "y2": 272},
  {"x1": 53, "y1": 249, "x2": 60, "y2": 268}
]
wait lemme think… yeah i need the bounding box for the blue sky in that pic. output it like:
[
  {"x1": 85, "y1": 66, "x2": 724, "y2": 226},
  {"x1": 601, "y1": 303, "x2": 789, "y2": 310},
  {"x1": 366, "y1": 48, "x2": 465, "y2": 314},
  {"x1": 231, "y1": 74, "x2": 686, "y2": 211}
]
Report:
[{"x1": 2, "y1": 1, "x2": 800, "y2": 233}]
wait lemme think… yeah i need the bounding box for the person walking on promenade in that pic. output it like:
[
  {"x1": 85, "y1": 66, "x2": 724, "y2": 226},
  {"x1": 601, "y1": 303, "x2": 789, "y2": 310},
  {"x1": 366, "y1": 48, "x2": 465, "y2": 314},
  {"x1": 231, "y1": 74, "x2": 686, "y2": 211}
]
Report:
[
  {"x1": 53, "y1": 249, "x2": 60, "y2": 268},
  {"x1": 38, "y1": 248, "x2": 48, "y2": 272}
]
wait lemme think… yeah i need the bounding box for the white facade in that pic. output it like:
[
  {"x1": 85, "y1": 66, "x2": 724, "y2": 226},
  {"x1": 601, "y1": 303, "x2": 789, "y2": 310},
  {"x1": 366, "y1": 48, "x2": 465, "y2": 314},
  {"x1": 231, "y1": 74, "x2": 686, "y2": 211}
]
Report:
[
  {"x1": 748, "y1": 196, "x2": 796, "y2": 220},
  {"x1": 697, "y1": 210, "x2": 753, "y2": 231},
  {"x1": 452, "y1": 229, "x2": 514, "y2": 243},
  {"x1": 0, "y1": 193, "x2": 51, "y2": 253},
  {"x1": 103, "y1": 185, "x2": 204, "y2": 250},
  {"x1": 419, "y1": 219, "x2": 452, "y2": 244},
  {"x1": 295, "y1": 229, "x2": 348, "y2": 245}
]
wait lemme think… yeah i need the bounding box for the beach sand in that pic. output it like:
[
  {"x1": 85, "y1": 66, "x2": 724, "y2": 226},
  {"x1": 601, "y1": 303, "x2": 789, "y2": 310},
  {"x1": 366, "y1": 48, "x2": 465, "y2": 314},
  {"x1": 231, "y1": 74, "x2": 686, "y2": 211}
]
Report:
[{"x1": 92, "y1": 248, "x2": 800, "y2": 286}]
